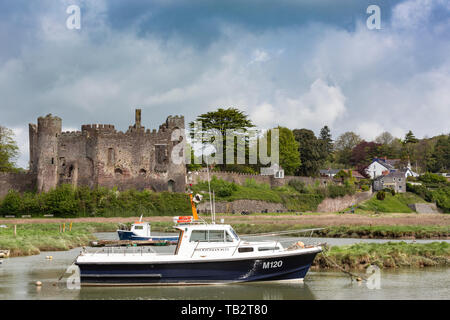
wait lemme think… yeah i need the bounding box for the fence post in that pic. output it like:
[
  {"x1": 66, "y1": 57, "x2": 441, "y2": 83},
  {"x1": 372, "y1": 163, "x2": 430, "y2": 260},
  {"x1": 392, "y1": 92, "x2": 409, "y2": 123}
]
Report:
[{"x1": 14, "y1": 225, "x2": 17, "y2": 237}]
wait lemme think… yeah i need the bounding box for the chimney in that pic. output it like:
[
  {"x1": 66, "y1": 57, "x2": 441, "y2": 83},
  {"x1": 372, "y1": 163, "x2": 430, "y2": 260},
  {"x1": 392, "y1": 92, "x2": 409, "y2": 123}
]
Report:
[{"x1": 135, "y1": 109, "x2": 142, "y2": 128}]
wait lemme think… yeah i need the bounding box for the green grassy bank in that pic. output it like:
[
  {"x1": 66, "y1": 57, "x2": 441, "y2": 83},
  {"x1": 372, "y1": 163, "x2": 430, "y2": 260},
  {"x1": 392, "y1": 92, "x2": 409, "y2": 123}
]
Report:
[
  {"x1": 355, "y1": 192, "x2": 427, "y2": 213},
  {"x1": 312, "y1": 242, "x2": 450, "y2": 270},
  {"x1": 0, "y1": 222, "x2": 117, "y2": 257}
]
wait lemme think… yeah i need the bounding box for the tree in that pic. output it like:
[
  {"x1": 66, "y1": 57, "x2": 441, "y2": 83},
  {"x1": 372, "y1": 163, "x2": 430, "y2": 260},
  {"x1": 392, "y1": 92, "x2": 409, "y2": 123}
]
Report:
[
  {"x1": 427, "y1": 134, "x2": 450, "y2": 172},
  {"x1": 350, "y1": 141, "x2": 382, "y2": 167},
  {"x1": 266, "y1": 127, "x2": 301, "y2": 176},
  {"x1": 334, "y1": 131, "x2": 362, "y2": 166},
  {"x1": 404, "y1": 130, "x2": 419, "y2": 144},
  {"x1": 0, "y1": 126, "x2": 19, "y2": 172},
  {"x1": 293, "y1": 129, "x2": 325, "y2": 176},
  {"x1": 319, "y1": 125, "x2": 333, "y2": 160},
  {"x1": 189, "y1": 108, "x2": 255, "y2": 170},
  {"x1": 375, "y1": 131, "x2": 394, "y2": 145}
]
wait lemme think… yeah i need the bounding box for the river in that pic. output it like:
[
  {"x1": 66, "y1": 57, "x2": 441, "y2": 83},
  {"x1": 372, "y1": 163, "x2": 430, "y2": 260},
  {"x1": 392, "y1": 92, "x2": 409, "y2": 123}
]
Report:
[{"x1": 0, "y1": 233, "x2": 448, "y2": 300}]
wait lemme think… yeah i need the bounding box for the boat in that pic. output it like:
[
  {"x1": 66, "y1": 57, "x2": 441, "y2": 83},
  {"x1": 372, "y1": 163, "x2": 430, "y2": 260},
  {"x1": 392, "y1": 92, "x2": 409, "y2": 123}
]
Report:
[
  {"x1": 117, "y1": 218, "x2": 179, "y2": 242},
  {"x1": 75, "y1": 194, "x2": 322, "y2": 286}
]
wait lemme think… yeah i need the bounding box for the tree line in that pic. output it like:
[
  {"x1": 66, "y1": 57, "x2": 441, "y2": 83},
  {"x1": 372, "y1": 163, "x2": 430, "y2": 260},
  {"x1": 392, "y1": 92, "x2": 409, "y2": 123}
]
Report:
[{"x1": 188, "y1": 108, "x2": 449, "y2": 177}]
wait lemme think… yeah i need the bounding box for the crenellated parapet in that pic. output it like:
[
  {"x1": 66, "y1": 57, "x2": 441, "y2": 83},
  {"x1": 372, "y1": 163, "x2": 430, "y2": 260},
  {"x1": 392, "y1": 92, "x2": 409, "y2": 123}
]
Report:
[{"x1": 81, "y1": 124, "x2": 116, "y2": 134}]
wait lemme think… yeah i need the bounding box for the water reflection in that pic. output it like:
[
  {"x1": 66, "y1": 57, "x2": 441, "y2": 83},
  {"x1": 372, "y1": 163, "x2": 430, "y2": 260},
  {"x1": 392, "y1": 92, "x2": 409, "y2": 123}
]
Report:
[{"x1": 1, "y1": 237, "x2": 449, "y2": 300}]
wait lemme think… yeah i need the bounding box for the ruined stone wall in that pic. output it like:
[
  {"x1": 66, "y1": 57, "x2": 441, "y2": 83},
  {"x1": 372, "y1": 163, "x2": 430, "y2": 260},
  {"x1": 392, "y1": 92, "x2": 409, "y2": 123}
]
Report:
[
  {"x1": 27, "y1": 110, "x2": 186, "y2": 193},
  {"x1": 0, "y1": 172, "x2": 37, "y2": 199},
  {"x1": 188, "y1": 170, "x2": 331, "y2": 188}
]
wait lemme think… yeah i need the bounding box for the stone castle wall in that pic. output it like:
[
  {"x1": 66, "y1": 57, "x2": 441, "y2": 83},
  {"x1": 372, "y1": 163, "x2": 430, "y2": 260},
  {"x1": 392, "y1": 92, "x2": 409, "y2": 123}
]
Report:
[
  {"x1": 0, "y1": 172, "x2": 37, "y2": 199},
  {"x1": 188, "y1": 170, "x2": 331, "y2": 188},
  {"x1": 0, "y1": 110, "x2": 187, "y2": 198}
]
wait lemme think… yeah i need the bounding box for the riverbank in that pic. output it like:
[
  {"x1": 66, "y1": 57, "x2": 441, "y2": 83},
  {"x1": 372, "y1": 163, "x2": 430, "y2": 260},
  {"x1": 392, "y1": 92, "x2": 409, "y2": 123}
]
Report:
[
  {"x1": 0, "y1": 222, "x2": 117, "y2": 257},
  {"x1": 312, "y1": 242, "x2": 450, "y2": 270}
]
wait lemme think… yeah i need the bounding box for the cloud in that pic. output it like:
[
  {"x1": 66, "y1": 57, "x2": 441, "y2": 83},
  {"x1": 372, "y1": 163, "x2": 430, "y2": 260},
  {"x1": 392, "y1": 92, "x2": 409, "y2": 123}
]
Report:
[{"x1": 0, "y1": 0, "x2": 449, "y2": 169}]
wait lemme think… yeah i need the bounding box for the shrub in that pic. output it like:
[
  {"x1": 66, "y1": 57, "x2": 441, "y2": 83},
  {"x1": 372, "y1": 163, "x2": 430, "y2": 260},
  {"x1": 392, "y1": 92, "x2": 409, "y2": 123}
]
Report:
[
  {"x1": 419, "y1": 172, "x2": 447, "y2": 184},
  {"x1": 288, "y1": 180, "x2": 307, "y2": 193},
  {"x1": 390, "y1": 189, "x2": 396, "y2": 196},
  {"x1": 377, "y1": 191, "x2": 386, "y2": 201},
  {"x1": 0, "y1": 190, "x2": 22, "y2": 216}
]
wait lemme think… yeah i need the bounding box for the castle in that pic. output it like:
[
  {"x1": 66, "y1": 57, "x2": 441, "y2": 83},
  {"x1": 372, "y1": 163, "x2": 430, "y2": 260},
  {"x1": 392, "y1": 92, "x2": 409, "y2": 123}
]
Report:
[{"x1": 22, "y1": 109, "x2": 186, "y2": 194}]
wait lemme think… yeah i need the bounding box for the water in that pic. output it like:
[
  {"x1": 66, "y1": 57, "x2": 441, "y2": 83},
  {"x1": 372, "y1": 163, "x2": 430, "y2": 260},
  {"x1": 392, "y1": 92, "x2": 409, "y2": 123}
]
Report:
[{"x1": 0, "y1": 233, "x2": 448, "y2": 300}]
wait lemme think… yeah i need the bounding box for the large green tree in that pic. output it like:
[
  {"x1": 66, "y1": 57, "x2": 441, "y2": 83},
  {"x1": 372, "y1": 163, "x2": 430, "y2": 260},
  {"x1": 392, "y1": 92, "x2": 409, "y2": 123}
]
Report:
[
  {"x1": 293, "y1": 128, "x2": 325, "y2": 176},
  {"x1": 334, "y1": 131, "x2": 362, "y2": 166},
  {"x1": 427, "y1": 134, "x2": 450, "y2": 173},
  {"x1": 319, "y1": 125, "x2": 333, "y2": 161},
  {"x1": 0, "y1": 126, "x2": 19, "y2": 172},
  {"x1": 273, "y1": 127, "x2": 301, "y2": 176},
  {"x1": 189, "y1": 108, "x2": 255, "y2": 170}
]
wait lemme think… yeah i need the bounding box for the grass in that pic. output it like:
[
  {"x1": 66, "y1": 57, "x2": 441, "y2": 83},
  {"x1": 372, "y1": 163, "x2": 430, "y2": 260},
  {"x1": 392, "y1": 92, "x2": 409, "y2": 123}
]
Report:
[
  {"x1": 0, "y1": 222, "x2": 118, "y2": 257},
  {"x1": 356, "y1": 192, "x2": 427, "y2": 213},
  {"x1": 148, "y1": 222, "x2": 450, "y2": 239},
  {"x1": 313, "y1": 241, "x2": 450, "y2": 270}
]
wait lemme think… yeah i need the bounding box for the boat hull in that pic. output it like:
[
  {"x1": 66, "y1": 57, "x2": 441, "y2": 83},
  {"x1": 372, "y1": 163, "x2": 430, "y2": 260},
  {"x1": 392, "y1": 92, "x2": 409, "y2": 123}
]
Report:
[
  {"x1": 117, "y1": 230, "x2": 178, "y2": 242},
  {"x1": 76, "y1": 251, "x2": 319, "y2": 286}
]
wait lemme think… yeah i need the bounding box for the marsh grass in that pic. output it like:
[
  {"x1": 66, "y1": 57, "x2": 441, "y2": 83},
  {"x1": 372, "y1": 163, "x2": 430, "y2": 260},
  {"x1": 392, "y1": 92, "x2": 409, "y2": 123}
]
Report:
[
  {"x1": 313, "y1": 241, "x2": 450, "y2": 270},
  {"x1": 0, "y1": 222, "x2": 117, "y2": 257}
]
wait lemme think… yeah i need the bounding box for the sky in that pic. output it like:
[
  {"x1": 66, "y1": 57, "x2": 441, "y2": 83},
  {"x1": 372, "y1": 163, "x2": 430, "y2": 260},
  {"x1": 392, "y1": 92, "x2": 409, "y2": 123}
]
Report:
[{"x1": 0, "y1": 0, "x2": 449, "y2": 168}]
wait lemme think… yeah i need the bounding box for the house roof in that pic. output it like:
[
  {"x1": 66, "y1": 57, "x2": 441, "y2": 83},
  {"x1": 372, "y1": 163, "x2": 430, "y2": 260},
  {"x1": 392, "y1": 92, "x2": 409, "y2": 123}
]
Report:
[{"x1": 374, "y1": 170, "x2": 406, "y2": 180}]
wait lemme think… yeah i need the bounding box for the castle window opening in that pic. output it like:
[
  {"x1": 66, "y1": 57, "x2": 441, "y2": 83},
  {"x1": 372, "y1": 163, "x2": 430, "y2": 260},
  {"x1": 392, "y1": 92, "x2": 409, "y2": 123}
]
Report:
[
  {"x1": 68, "y1": 165, "x2": 74, "y2": 178},
  {"x1": 168, "y1": 179, "x2": 175, "y2": 192},
  {"x1": 140, "y1": 169, "x2": 147, "y2": 176},
  {"x1": 51, "y1": 158, "x2": 54, "y2": 165},
  {"x1": 108, "y1": 148, "x2": 115, "y2": 166},
  {"x1": 115, "y1": 168, "x2": 123, "y2": 176}
]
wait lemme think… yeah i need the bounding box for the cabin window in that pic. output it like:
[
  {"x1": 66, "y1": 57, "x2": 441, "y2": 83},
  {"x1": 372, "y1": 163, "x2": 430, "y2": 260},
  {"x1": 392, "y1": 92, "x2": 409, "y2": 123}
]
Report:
[
  {"x1": 229, "y1": 228, "x2": 240, "y2": 241},
  {"x1": 238, "y1": 247, "x2": 254, "y2": 253},
  {"x1": 189, "y1": 230, "x2": 229, "y2": 242},
  {"x1": 134, "y1": 226, "x2": 144, "y2": 230},
  {"x1": 190, "y1": 230, "x2": 208, "y2": 242},
  {"x1": 258, "y1": 247, "x2": 280, "y2": 251},
  {"x1": 208, "y1": 230, "x2": 225, "y2": 242},
  {"x1": 225, "y1": 232, "x2": 234, "y2": 242}
]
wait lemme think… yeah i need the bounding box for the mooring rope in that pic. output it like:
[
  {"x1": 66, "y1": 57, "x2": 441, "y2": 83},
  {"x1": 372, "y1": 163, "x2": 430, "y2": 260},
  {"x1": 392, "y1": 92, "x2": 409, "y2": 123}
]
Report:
[{"x1": 320, "y1": 246, "x2": 367, "y2": 282}]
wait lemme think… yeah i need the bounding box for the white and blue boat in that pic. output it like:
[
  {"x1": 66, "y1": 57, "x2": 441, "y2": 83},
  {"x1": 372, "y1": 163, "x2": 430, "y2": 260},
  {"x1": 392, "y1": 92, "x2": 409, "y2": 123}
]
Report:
[
  {"x1": 75, "y1": 215, "x2": 322, "y2": 286},
  {"x1": 117, "y1": 218, "x2": 179, "y2": 242}
]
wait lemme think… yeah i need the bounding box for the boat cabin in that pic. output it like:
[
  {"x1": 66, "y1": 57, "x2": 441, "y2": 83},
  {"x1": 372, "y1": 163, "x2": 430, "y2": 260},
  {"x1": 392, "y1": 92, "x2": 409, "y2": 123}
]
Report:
[
  {"x1": 172, "y1": 218, "x2": 283, "y2": 258},
  {"x1": 130, "y1": 222, "x2": 151, "y2": 238}
]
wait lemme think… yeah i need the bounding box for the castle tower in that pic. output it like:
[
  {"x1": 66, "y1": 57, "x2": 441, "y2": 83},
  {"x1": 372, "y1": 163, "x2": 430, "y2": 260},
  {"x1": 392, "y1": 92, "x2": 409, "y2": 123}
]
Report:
[{"x1": 36, "y1": 114, "x2": 62, "y2": 193}]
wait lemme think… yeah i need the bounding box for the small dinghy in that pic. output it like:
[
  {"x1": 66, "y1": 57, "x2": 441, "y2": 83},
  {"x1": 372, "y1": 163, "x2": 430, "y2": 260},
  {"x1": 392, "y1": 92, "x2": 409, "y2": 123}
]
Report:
[{"x1": 117, "y1": 217, "x2": 179, "y2": 242}]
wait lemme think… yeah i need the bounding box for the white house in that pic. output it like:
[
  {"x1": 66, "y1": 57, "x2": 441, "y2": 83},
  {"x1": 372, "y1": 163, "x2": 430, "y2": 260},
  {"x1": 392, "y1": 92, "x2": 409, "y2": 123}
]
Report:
[{"x1": 365, "y1": 158, "x2": 419, "y2": 179}]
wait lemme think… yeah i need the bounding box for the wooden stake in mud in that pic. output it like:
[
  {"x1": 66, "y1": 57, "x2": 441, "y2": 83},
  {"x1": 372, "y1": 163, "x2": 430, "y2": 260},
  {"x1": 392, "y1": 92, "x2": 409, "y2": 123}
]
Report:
[
  {"x1": 69, "y1": 222, "x2": 72, "y2": 232},
  {"x1": 14, "y1": 225, "x2": 17, "y2": 237},
  {"x1": 63, "y1": 223, "x2": 65, "y2": 233}
]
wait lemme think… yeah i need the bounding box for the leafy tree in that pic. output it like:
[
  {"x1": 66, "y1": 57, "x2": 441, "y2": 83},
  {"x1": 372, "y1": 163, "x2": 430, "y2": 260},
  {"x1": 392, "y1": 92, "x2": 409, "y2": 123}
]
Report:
[
  {"x1": 270, "y1": 127, "x2": 301, "y2": 176},
  {"x1": 319, "y1": 125, "x2": 333, "y2": 160},
  {"x1": 427, "y1": 135, "x2": 450, "y2": 173},
  {"x1": 0, "y1": 126, "x2": 19, "y2": 172},
  {"x1": 375, "y1": 131, "x2": 394, "y2": 145},
  {"x1": 189, "y1": 108, "x2": 255, "y2": 170},
  {"x1": 334, "y1": 131, "x2": 362, "y2": 166},
  {"x1": 350, "y1": 141, "x2": 382, "y2": 167},
  {"x1": 404, "y1": 130, "x2": 419, "y2": 144},
  {"x1": 293, "y1": 129, "x2": 325, "y2": 176}
]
